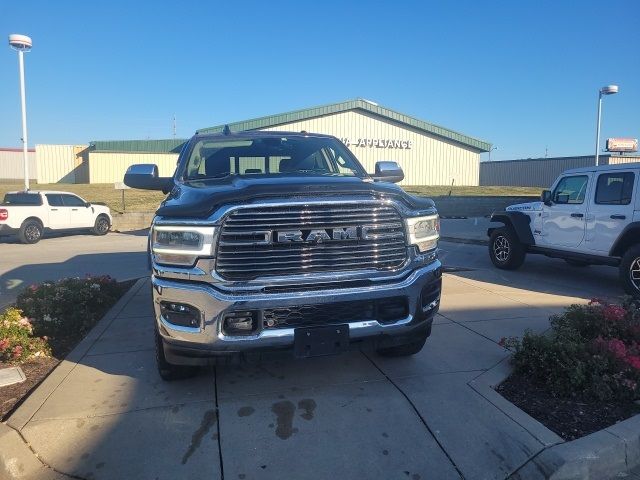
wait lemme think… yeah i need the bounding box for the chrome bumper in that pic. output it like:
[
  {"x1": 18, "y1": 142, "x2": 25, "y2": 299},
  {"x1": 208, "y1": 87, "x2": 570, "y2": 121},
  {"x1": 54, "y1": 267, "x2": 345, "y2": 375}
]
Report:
[{"x1": 153, "y1": 260, "x2": 442, "y2": 364}]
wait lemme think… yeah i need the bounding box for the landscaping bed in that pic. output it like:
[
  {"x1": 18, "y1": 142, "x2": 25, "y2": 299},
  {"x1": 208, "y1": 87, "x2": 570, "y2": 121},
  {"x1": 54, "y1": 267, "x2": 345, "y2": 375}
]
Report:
[
  {"x1": 0, "y1": 276, "x2": 133, "y2": 420},
  {"x1": 497, "y1": 299, "x2": 640, "y2": 441}
]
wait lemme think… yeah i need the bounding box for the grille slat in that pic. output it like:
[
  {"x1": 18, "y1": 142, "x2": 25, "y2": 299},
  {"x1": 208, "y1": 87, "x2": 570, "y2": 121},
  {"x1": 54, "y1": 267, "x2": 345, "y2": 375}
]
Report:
[{"x1": 216, "y1": 203, "x2": 408, "y2": 280}]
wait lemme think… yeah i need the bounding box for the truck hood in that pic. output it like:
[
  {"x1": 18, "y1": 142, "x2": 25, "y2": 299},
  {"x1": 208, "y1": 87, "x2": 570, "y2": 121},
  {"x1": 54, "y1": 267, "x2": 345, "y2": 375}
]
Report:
[
  {"x1": 156, "y1": 176, "x2": 435, "y2": 218},
  {"x1": 506, "y1": 201, "x2": 543, "y2": 212}
]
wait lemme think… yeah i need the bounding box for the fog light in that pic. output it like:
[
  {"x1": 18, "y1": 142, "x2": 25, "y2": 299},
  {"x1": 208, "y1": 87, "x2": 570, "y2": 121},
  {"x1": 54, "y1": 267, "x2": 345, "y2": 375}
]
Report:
[
  {"x1": 160, "y1": 302, "x2": 200, "y2": 328},
  {"x1": 223, "y1": 311, "x2": 257, "y2": 335}
]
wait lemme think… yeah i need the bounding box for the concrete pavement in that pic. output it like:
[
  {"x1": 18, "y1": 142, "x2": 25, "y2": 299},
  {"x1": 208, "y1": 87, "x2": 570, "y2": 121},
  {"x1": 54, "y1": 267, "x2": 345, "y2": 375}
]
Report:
[
  {"x1": 4, "y1": 260, "x2": 604, "y2": 480},
  {"x1": 0, "y1": 231, "x2": 148, "y2": 309}
]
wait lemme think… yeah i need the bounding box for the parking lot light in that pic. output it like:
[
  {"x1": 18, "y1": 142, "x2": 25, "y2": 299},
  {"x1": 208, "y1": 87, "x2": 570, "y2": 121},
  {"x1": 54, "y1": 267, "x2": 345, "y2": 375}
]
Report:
[
  {"x1": 8, "y1": 34, "x2": 33, "y2": 191},
  {"x1": 595, "y1": 84, "x2": 619, "y2": 167}
]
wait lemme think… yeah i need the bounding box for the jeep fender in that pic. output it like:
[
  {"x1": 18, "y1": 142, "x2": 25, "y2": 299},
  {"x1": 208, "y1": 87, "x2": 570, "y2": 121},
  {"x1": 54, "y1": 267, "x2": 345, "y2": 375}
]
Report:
[
  {"x1": 610, "y1": 222, "x2": 640, "y2": 257},
  {"x1": 487, "y1": 211, "x2": 535, "y2": 246}
]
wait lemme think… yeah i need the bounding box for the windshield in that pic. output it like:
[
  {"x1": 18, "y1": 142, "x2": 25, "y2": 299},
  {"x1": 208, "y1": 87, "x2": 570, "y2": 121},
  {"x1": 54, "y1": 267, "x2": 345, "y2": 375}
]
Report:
[{"x1": 183, "y1": 135, "x2": 366, "y2": 181}]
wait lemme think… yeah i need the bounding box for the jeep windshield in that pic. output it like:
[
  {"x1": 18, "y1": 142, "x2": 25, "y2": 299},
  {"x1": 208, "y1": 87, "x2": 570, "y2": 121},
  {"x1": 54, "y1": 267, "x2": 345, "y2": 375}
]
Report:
[{"x1": 182, "y1": 135, "x2": 367, "y2": 180}]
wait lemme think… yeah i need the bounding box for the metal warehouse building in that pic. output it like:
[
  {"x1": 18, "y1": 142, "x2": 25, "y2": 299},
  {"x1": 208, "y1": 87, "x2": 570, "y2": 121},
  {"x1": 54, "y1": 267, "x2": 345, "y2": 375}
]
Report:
[
  {"x1": 480, "y1": 154, "x2": 640, "y2": 188},
  {"x1": 89, "y1": 99, "x2": 491, "y2": 186}
]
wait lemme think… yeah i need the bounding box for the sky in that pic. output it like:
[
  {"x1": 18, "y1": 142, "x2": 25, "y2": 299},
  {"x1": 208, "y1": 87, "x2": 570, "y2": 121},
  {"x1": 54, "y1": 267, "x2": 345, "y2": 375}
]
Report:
[{"x1": 1, "y1": 0, "x2": 638, "y2": 161}]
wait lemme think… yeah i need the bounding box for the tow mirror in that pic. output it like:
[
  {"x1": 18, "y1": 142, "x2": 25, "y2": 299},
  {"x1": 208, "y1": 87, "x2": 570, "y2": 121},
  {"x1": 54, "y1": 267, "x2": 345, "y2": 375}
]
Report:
[
  {"x1": 541, "y1": 190, "x2": 552, "y2": 206},
  {"x1": 373, "y1": 161, "x2": 404, "y2": 183},
  {"x1": 124, "y1": 164, "x2": 173, "y2": 193}
]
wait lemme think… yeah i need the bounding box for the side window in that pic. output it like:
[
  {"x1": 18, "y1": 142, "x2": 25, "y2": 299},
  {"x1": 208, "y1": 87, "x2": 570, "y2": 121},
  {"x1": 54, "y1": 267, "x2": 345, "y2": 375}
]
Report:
[
  {"x1": 61, "y1": 195, "x2": 86, "y2": 207},
  {"x1": 46, "y1": 194, "x2": 64, "y2": 207},
  {"x1": 553, "y1": 175, "x2": 588, "y2": 204},
  {"x1": 595, "y1": 172, "x2": 635, "y2": 205}
]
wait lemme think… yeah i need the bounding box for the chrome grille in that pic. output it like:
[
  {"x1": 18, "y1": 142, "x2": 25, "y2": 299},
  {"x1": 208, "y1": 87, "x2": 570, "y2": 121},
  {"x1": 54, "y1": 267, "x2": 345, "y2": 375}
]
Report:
[{"x1": 216, "y1": 203, "x2": 407, "y2": 280}]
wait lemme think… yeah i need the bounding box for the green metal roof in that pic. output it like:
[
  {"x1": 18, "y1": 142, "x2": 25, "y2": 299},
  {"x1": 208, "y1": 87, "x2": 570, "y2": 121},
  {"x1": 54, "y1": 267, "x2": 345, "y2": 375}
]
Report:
[
  {"x1": 197, "y1": 99, "x2": 491, "y2": 152},
  {"x1": 90, "y1": 139, "x2": 187, "y2": 154}
]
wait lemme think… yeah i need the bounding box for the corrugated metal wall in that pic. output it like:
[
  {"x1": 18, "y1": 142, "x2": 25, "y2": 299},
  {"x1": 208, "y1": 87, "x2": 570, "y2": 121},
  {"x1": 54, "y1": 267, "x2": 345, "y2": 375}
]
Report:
[
  {"x1": 35, "y1": 144, "x2": 89, "y2": 184},
  {"x1": 260, "y1": 110, "x2": 481, "y2": 186},
  {"x1": 0, "y1": 149, "x2": 37, "y2": 182},
  {"x1": 88, "y1": 152, "x2": 179, "y2": 183},
  {"x1": 480, "y1": 156, "x2": 605, "y2": 187}
]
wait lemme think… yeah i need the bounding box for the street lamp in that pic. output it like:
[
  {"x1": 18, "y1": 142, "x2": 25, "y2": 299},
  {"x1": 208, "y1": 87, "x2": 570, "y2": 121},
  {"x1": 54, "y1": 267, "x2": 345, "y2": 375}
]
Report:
[
  {"x1": 595, "y1": 84, "x2": 619, "y2": 167},
  {"x1": 8, "y1": 34, "x2": 33, "y2": 191},
  {"x1": 488, "y1": 146, "x2": 497, "y2": 161}
]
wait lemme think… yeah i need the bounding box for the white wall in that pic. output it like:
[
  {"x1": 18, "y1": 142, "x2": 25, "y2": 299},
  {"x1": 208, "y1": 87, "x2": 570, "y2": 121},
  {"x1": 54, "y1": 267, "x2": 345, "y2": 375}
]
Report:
[
  {"x1": 260, "y1": 110, "x2": 481, "y2": 186},
  {"x1": 88, "y1": 152, "x2": 179, "y2": 183},
  {"x1": 0, "y1": 149, "x2": 37, "y2": 182}
]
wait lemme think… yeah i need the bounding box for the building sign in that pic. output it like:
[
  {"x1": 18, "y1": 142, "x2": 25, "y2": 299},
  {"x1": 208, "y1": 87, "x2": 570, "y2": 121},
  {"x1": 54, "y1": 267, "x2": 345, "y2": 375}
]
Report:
[
  {"x1": 606, "y1": 138, "x2": 638, "y2": 152},
  {"x1": 340, "y1": 138, "x2": 413, "y2": 149}
]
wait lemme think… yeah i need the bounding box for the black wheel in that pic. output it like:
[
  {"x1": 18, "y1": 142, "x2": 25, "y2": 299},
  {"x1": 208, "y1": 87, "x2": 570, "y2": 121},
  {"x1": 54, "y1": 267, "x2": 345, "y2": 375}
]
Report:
[
  {"x1": 376, "y1": 335, "x2": 427, "y2": 357},
  {"x1": 93, "y1": 215, "x2": 110, "y2": 235},
  {"x1": 489, "y1": 227, "x2": 526, "y2": 270},
  {"x1": 565, "y1": 259, "x2": 589, "y2": 267},
  {"x1": 619, "y1": 244, "x2": 640, "y2": 299},
  {"x1": 18, "y1": 219, "x2": 43, "y2": 244},
  {"x1": 155, "y1": 330, "x2": 199, "y2": 381}
]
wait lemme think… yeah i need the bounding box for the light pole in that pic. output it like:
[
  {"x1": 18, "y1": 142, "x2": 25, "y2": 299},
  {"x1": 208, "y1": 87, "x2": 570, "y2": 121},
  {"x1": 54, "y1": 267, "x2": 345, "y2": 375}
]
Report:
[
  {"x1": 8, "y1": 34, "x2": 33, "y2": 191},
  {"x1": 595, "y1": 84, "x2": 619, "y2": 167},
  {"x1": 488, "y1": 146, "x2": 497, "y2": 161}
]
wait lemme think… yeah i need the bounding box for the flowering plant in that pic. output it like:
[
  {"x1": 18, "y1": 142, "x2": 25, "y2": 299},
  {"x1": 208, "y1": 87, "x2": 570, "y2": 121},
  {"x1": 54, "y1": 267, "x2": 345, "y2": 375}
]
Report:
[
  {"x1": 0, "y1": 307, "x2": 50, "y2": 363},
  {"x1": 16, "y1": 275, "x2": 124, "y2": 340},
  {"x1": 500, "y1": 298, "x2": 640, "y2": 401}
]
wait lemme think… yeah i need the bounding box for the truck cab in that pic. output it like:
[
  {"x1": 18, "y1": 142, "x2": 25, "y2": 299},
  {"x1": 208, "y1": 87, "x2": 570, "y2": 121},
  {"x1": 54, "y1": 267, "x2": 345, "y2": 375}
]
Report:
[{"x1": 488, "y1": 163, "x2": 640, "y2": 297}]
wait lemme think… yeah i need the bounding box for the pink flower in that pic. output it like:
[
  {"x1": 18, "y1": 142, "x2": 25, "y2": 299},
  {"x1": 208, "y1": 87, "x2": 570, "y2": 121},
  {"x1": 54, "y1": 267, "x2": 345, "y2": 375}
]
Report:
[
  {"x1": 626, "y1": 355, "x2": 640, "y2": 370},
  {"x1": 607, "y1": 339, "x2": 627, "y2": 359},
  {"x1": 0, "y1": 338, "x2": 9, "y2": 352},
  {"x1": 602, "y1": 305, "x2": 626, "y2": 323},
  {"x1": 12, "y1": 345, "x2": 23, "y2": 358}
]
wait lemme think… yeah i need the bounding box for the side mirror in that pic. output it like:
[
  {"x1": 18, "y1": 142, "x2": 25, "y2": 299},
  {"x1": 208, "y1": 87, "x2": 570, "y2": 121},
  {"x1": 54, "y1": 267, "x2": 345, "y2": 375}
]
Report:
[
  {"x1": 373, "y1": 161, "x2": 404, "y2": 183},
  {"x1": 541, "y1": 190, "x2": 552, "y2": 206},
  {"x1": 85, "y1": 202, "x2": 91, "y2": 208},
  {"x1": 124, "y1": 164, "x2": 173, "y2": 193}
]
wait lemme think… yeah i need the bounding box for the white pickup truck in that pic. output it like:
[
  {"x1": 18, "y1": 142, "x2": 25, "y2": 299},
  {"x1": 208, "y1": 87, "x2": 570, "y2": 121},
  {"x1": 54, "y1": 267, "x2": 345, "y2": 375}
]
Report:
[{"x1": 0, "y1": 191, "x2": 112, "y2": 244}]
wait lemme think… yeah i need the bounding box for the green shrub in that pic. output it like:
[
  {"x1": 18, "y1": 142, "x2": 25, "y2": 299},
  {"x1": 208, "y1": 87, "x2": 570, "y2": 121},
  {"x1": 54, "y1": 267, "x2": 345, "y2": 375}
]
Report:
[
  {"x1": 0, "y1": 307, "x2": 50, "y2": 363},
  {"x1": 16, "y1": 276, "x2": 124, "y2": 340},
  {"x1": 501, "y1": 299, "x2": 640, "y2": 402}
]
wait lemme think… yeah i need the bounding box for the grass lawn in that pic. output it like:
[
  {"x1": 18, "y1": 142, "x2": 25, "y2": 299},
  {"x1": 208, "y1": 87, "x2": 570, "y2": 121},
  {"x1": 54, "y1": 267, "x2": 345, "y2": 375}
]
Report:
[{"x1": 0, "y1": 183, "x2": 541, "y2": 213}]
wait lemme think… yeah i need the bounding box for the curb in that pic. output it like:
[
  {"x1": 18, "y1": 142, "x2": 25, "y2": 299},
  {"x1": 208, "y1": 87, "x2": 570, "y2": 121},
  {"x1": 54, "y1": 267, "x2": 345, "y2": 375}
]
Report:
[
  {"x1": 440, "y1": 236, "x2": 488, "y2": 246},
  {"x1": 0, "y1": 277, "x2": 147, "y2": 479},
  {"x1": 470, "y1": 355, "x2": 640, "y2": 479}
]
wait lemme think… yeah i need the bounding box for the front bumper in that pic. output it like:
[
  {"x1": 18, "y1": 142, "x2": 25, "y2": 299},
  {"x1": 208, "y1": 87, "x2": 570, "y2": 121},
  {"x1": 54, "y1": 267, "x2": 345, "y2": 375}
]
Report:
[{"x1": 153, "y1": 260, "x2": 442, "y2": 365}]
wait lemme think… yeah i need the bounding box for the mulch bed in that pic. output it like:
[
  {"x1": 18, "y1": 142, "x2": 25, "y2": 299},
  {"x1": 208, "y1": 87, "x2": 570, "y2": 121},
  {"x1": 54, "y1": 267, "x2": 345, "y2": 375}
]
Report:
[
  {"x1": 0, "y1": 279, "x2": 136, "y2": 421},
  {"x1": 497, "y1": 373, "x2": 640, "y2": 441}
]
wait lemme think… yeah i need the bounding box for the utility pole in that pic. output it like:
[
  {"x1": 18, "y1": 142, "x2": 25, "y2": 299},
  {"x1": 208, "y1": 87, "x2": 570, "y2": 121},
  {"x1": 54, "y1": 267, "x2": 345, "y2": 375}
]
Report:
[{"x1": 173, "y1": 115, "x2": 176, "y2": 139}]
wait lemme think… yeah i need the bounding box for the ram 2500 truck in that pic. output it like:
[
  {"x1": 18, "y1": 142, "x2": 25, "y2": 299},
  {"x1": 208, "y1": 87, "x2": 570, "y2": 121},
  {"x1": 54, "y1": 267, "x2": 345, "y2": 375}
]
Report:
[{"x1": 124, "y1": 130, "x2": 441, "y2": 380}]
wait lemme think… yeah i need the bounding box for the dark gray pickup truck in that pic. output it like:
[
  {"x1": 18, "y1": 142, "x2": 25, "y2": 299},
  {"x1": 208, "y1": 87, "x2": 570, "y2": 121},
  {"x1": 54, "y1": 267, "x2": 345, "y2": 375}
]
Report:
[{"x1": 124, "y1": 130, "x2": 442, "y2": 380}]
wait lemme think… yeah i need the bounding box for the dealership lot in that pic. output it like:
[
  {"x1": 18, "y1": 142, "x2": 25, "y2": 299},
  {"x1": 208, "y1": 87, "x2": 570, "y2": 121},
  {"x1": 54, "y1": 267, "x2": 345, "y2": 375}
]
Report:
[{"x1": 2, "y1": 229, "x2": 626, "y2": 479}]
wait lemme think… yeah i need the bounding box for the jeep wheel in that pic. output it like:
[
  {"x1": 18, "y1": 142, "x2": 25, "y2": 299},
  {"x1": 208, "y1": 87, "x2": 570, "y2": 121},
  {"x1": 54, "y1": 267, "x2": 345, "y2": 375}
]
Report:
[
  {"x1": 489, "y1": 227, "x2": 526, "y2": 270},
  {"x1": 376, "y1": 335, "x2": 427, "y2": 357},
  {"x1": 620, "y1": 244, "x2": 640, "y2": 299},
  {"x1": 155, "y1": 330, "x2": 199, "y2": 381},
  {"x1": 93, "y1": 215, "x2": 110, "y2": 236},
  {"x1": 19, "y1": 220, "x2": 43, "y2": 244}
]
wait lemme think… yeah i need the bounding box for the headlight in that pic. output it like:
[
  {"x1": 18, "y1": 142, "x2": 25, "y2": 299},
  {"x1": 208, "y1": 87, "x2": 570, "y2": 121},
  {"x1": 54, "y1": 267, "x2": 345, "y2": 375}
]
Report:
[
  {"x1": 151, "y1": 225, "x2": 215, "y2": 266},
  {"x1": 405, "y1": 215, "x2": 439, "y2": 253}
]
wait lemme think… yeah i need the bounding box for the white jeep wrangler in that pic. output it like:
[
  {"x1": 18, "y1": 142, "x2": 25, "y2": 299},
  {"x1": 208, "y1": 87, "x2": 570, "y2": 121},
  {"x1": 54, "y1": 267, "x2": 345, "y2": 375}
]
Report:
[{"x1": 488, "y1": 162, "x2": 640, "y2": 298}]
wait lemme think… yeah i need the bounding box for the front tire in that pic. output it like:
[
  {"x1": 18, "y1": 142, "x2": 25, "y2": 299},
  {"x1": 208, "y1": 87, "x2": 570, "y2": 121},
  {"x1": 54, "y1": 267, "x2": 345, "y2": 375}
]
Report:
[
  {"x1": 18, "y1": 220, "x2": 43, "y2": 244},
  {"x1": 93, "y1": 215, "x2": 110, "y2": 235},
  {"x1": 619, "y1": 244, "x2": 640, "y2": 299},
  {"x1": 489, "y1": 227, "x2": 526, "y2": 270},
  {"x1": 155, "y1": 330, "x2": 199, "y2": 381}
]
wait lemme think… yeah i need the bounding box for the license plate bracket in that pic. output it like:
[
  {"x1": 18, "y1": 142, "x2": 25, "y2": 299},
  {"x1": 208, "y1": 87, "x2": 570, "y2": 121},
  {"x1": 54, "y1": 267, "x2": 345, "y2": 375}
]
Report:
[{"x1": 294, "y1": 324, "x2": 349, "y2": 358}]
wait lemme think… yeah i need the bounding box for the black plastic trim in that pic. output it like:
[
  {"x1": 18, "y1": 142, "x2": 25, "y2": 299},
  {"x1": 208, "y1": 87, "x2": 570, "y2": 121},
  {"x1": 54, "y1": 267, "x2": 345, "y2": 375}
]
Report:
[
  {"x1": 487, "y1": 211, "x2": 535, "y2": 245},
  {"x1": 610, "y1": 222, "x2": 640, "y2": 257}
]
